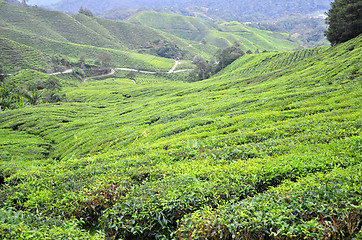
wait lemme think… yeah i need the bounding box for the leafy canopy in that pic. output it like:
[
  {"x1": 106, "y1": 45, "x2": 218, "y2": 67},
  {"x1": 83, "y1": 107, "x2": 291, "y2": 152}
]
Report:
[{"x1": 325, "y1": 0, "x2": 362, "y2": 45}]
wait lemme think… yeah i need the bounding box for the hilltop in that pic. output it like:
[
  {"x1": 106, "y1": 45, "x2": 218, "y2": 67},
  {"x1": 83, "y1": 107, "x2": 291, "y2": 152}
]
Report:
[{"x1": 0, "y1": 27, "x2": 360, "y2": 239}]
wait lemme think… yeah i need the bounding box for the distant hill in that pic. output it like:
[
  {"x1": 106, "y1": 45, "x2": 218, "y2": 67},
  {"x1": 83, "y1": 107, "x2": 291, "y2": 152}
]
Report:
[
  {"x1": 0, "y1": 1, "x2": 301, "y2": 73},
  {"x1": 125, "y1": 11, "x2": 299, "y2": 51},
  {"x1": 0, "y1": 1, "x2": 211, "y2": 71},
  {"x1": 48, "y1": 0, "x2": 333, "y2": 20}
]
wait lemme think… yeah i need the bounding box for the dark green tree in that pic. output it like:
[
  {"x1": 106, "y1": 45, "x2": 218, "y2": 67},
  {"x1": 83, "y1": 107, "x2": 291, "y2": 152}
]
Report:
[
  {"x1": 79, "y1": 6, "x2": 94, "y2": 17},
  {"x1": 325, "y1": 0, "x2": 362, "y2": 45},
  {"x1": 96, "y1": 51, "x2": 112, "y2": 73},
  {"x1": 215, "y1": 42, "x2": 245, "y2": 71}
]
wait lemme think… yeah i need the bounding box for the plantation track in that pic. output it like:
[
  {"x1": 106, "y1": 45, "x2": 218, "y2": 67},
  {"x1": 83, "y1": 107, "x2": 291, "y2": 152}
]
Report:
[{"x1": 48, "y1": 60, "x2": 193, "y2": 80}]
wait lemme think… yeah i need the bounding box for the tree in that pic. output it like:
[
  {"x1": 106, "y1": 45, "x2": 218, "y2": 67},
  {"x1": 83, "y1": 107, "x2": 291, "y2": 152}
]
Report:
[
  {"x1": 215, "y1": 42, "x2": 245, "y2": 71},
  {"x1": 325, "y1": 0, "x2": 362, "y2": 45},
  {"x1": 97, "y1": 51, "x2": 112, "y2": 68},
  {"x1": 193, "y1": 55, "x2": 205, "y2": 65},
  {"x1": 79, "y1": 6, "x2": 94, "y2": 17},
  {"x1": 22, "y1": 0, "x2": 28, "y2": 5}
]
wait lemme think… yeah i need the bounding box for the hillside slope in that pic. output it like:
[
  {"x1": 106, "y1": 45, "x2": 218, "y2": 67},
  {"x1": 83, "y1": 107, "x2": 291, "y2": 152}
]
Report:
[
  {"x1": 0, "y1": 37, "x2": 51, "y2": 72},
  {"x1": 0, "y1": 34, "x2": 360, "y2": 239},
  {"x1": 0, "y1": 1, "x2": 217, "y2": 64},
  {"x1": 126, "y1": 11, "x2": 299, "y2": 51}
]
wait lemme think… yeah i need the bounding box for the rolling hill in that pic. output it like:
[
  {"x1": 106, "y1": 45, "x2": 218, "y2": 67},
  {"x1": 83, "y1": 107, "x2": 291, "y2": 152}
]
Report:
[
  {"x1": 0, "y1": 2, "x2": 196, "y2": 54},
  {"x1": 0, "y1": 27, "x2": 360, "y2": 239},
  {"x1": 125, "y1": 11, "x2": 299, "y2": 51},
  {"x1": 0, "y1": 1, "x2": 303, "y2": 73},
  {"x1": 0, "y1": 1, "x2": 202, "y2": 72}
]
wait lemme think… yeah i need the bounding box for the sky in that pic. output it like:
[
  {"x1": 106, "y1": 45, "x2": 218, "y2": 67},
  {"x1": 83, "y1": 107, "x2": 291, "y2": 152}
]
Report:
[{"x1": 28, "y1": 0, "x2": 60, "y2": 6}]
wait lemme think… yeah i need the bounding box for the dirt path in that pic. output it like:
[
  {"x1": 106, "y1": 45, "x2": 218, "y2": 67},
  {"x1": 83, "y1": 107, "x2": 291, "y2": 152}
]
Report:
[
  {"x1": 48, "y1": 60, "x2": 193, "y2": 80},
  {"x1": 168, "y1": 61, "x2": 181, "y2": 73},
  {"x1": 49, "y1": 69, "x2": 73, "y2": 75},
  {"x1": 83, "y1": 69, "x2": 115, "y2": 82}
]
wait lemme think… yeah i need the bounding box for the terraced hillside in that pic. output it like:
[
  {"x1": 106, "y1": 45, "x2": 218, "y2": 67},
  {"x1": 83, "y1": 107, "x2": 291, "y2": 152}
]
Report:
[
  {"x1": 0, "y1": 1, "x2": 181, "y2": 51},
  {"x1": 126, "y1": 11, "x2": 299, "y2": 51},
  {"x1": 0, "y1": 1, "x2": 213, "y2": 71},
  {"x1": 0, "y1": 31, "x2": 361, "y2": 239},
  {"x1": 0, "y1": 37, "x2": 51, "y2": 72}
]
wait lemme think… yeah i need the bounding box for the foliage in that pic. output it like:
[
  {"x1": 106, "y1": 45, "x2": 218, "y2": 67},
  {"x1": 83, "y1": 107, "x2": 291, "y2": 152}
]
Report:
[
  {"x1": 96, "y1": 51, "x2": 112, "y2": 71},
  {"x1": 0, "y1": 35, "x2": 360, "y2": 239},
  {"x1": 0, "y1": 207, "x2": 104, "y2": 239},
  {"x1": 0, "y1": 82, "x2": 25, "y2": 110},
  {"x1": 215, "y1": 42, "x2": 245, "y2": 70},
  {"x1": 0, "y1": 69, "x2": 64, "y2": 110},
  {"x1": 325, "y1": 0, "x2": 362, "y2": 45},
  {"x1": 189, "y1": 43, "x2": 245, "y2": 81},
  {"x1": 153, "y1": 40, "x2": 183, "y2": 59},
  {"x1": 79, "y1": 6, "x2": 93, "y2": 17},
  {"x1": 249, "y1": 14, "x2": 329, "y2": 48},
  {"x1": 177, "y1": 164, "x2": 362, "y2": 239}
]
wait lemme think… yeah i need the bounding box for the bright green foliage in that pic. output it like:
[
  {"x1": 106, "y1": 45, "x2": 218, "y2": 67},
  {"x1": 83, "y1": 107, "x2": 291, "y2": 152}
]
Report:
[
  {"x1": 0, "y1": 207, "x2": 104, "y2": 239},
  {"x1": 325, "y1": 0, "x2": 362, "y2": 45},
  {"x1": 0, "y1": 33, "x2": 361, "y2": 240},
  {"x1": 1, "y1": 69, "x2": 64, "y2": 110},
  {"x1": 177, "y1": 164, "x2": 362, "y2": 239}
]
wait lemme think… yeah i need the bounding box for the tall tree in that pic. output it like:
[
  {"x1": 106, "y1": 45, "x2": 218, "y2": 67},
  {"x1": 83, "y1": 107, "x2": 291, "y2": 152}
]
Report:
[{"x1": 325, "y1": 0, "x2": 362, "y2": 45}]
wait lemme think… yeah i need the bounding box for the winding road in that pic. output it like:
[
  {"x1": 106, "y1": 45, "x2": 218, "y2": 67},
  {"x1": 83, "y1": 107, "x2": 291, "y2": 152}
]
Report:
[{"x1": 49, "y1": 60, "x2": 193, "y2": 78}]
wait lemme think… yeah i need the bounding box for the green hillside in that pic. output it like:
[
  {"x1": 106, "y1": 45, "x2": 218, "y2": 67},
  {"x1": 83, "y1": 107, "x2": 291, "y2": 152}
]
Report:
[
  {"x1": 0, "y1": 30, "x2": 360, "y2": 240},
  {"x1": 0, "y1": 1, "x2": 214, "y2": 68},
  {"x1": 0, "y1": 37, "x2": 51, "y2": 72},
  {"x1": 125, "y1": 11, "x2": 300, "y2": 51},
  {"x1": 0, "y1": 28, "x2": 175, "y2": 72}
]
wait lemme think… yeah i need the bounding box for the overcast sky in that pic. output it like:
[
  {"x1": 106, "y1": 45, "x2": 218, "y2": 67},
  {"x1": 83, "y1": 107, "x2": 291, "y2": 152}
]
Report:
[{"x1": 28, "y1": 0, "x2": 60, "y2": 6}]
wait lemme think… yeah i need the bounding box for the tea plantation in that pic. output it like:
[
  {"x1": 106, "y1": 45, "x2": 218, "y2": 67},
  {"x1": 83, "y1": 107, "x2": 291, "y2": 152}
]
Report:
[{"x1": 0, "y1": 26, "x2": 361, "y2": 239}]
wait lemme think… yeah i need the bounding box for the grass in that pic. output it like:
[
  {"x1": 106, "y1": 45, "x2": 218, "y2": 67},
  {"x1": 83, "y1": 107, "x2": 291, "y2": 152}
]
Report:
[{"x1": 0, "y1": 33, "x2": 361, "y2": 239}]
